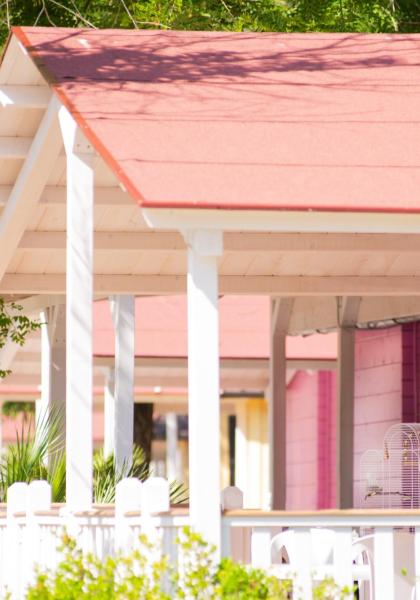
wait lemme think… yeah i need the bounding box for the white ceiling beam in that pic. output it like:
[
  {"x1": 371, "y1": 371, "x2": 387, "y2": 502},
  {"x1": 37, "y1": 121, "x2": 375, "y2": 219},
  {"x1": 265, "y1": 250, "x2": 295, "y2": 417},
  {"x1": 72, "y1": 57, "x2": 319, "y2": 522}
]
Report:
[
  {"x1": 0, "y1": 137, "x2": 32, "y2": 159},
  {"x1": 0, "y1": 85, "x2": 50, "y2": 109},
  {"x1": 0, "y1": 372, "x2": 268, "y2": 390},
  {"x1": 96, "y1": 356, "x2": 336, "y2": 370},
  {"x1": 226, "y1": 232, "x2": 420, "y2": 253},
  {"x1": 6, "y1": 353, "x2": 336, "y2": 372},
  {"x1": 2, "y1": 274, "x2": 420, "y2": 296},
  {"x1": 19, "y1": 230, "x2": 186, "y2": 251},
  {"x1": 0, "y1": 186, "x2": 132, "y2": 208},
  {"x1": 17, "y1": 230, "x2": 420, "y2": 253},
  {"x1": 0, "y1": 96, "x2": 62, "y2": 281}
]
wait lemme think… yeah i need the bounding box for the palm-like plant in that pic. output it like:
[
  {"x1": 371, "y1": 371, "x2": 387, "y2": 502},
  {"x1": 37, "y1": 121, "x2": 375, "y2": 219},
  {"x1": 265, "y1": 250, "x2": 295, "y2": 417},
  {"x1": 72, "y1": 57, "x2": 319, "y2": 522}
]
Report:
[
  {"x1": 0, "y1": 408, "x2": 188, "y2": 504},
  {"x1": 0, "y1": 407, "x2": 66, "y2": 501},
  {"x1": 93, "y1": 446, "x2": 188, "y2": 504}
]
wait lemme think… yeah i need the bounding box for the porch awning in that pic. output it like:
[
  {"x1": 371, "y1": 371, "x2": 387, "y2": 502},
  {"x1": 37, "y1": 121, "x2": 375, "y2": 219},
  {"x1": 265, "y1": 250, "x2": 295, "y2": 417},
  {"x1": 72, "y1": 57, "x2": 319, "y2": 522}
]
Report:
[{"x1": 12, "y1": 27, "x2": 420, "y2": 213}]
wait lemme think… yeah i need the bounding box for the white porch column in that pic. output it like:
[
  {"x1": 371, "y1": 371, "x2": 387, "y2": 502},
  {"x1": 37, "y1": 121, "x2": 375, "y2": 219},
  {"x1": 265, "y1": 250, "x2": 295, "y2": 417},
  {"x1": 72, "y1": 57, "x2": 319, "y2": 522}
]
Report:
[
  {"x1": 40, "y1": 304, "x2": 66, "y2": 449},
  {"x1": 59, "y1": 107, "x2": 94, "y2": 510},
  {"x1": 110, "y1": 295, "x2": 135, "y2": 473},
  {"x1": 269, "y1": 298, "x2": 294, "y2": 510},
  {"x1": 184, "y1": 229, "x2": 222, "y2": 550},
  {"x1": 336, "y1": 297, "x2": 360, "y2": 509},
  {"x1": 165, "y1": 412, "x2": 178, "y2": 481},
  {"x1": 103, "y1": 367, "x2": 115, "y2": 458}
]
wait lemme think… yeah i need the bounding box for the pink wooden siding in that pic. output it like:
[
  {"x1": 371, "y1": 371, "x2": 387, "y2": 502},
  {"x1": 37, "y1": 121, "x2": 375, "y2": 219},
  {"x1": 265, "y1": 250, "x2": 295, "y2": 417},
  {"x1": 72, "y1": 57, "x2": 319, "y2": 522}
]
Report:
[
  {"x1": 286, "y1": 371, "x2": 320, "y2": 509},
  {"x1": 353, "y1": 327, "x2": 403, "y2": 507},
  {"x1": 317, "y1": 371, "x2": 336, "y2": 509},
  {"x1": 287, "y1": 327, "x2": 404, "y2": 510}
]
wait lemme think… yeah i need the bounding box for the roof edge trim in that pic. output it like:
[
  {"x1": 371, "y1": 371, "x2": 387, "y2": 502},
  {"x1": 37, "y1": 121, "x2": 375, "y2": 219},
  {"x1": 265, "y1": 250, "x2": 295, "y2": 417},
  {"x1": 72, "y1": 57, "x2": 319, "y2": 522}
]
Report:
[{"x1": 143, "y1": 207, "x2": 420, "y2": 234}]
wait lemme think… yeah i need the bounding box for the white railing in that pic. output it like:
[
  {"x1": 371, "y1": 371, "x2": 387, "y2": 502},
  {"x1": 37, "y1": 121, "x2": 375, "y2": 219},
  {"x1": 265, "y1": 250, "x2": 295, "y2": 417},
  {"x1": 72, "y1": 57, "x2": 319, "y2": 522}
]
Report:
[
  {"x1": 222, "y1": 508, "x2": 420, "y2": 599},
  {"x1": 2, "y1": 481, "x2": 420, "y2": 599},
  {"x1": 1, "y1": 478, "x2": 190, "y2": 599}
]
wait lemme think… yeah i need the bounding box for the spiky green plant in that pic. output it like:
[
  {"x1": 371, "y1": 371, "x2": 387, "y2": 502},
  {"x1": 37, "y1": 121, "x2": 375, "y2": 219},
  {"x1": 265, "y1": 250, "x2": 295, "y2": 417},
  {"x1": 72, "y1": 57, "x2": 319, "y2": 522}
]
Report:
[
  {"x1": 0, "y1": 407, "x2": 66, "y2": 501},
  {"x1": 93, "y1": 445, "x2": 150, "y2": 504},
  {"x1": 93, "y1": 446, "x2": 188, "y2": 505},
  {"x1": 0, "y1": 408, "x2": 188, "y2": 504}
]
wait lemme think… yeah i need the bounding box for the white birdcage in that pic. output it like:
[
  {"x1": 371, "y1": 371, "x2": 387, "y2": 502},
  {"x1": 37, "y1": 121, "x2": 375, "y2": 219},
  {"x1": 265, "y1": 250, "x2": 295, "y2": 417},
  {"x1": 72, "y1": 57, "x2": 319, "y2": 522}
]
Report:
[
  {"x1": 383, "y1": 423, "x2": 420, "y2": 509},
  {"x1": 359, "y1": 449, "x2": 385, "y2": 508}
]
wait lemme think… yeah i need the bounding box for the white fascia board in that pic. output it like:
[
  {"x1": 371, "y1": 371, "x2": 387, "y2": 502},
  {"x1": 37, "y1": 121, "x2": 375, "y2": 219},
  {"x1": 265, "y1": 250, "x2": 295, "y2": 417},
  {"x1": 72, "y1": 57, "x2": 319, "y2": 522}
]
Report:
[{"x1": 142, "y1": 207, "x2": 420, "y2": 235}]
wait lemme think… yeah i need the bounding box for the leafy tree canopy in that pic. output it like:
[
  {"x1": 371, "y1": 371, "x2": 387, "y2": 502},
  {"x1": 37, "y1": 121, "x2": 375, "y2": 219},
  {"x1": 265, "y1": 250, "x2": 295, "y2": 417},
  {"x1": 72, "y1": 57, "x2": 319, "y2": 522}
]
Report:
[{"x1": 0, "y1": 0, "x2": 419, "y2": 48}]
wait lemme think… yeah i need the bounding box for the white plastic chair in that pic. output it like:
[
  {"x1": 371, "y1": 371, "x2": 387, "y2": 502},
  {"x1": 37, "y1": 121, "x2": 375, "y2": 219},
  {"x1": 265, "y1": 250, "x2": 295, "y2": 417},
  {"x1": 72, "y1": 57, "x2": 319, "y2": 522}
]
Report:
[
  {"x1": 353, "y1": 532, "x2": 416, "y2": 600},
  {"x1": 272, "y1": 528, "x2": 419, "y2": 599},
  {"x1": 271, "y1": 528, "x2": 374, "y2": 598},
  {"x1": 271, "y1": 528, "x2": 335, "y2": 566}
]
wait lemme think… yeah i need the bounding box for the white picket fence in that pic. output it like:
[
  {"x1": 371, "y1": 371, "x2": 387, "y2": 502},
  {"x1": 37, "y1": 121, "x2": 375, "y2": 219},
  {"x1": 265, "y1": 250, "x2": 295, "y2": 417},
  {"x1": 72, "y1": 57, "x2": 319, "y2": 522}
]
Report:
[
  {"x1": 2, "y1": 479, "x2": 420, "y2": 599},
  {"x1": 1, "y1": 477, "x2": 190, "y2": 599}
]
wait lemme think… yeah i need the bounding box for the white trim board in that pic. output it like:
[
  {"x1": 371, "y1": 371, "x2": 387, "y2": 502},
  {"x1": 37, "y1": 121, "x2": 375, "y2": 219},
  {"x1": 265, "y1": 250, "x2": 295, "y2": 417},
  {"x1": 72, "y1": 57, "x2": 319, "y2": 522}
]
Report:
[{"x1": 143, "y1": 208, "x2": 420, "y2": 235}]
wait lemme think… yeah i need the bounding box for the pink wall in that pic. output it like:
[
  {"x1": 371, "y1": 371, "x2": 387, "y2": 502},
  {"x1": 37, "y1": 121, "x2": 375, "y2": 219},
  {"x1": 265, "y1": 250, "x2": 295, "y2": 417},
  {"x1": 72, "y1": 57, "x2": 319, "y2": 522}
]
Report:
[
  {"x1": 286, "y1": 371, "x2": 320, "y2": 510},
  {"x1": 317, "y1": 371, "x2": 336, "y2": 508},
  {"x1": 286, "y1": 327, "x2": 404, "y2": 510},
  {"x1": 286, "y1": 369, "x2": 336, "y2": 510},
  {"x1": 353, "y1": 328, "x2": 403, "y2": 506}
]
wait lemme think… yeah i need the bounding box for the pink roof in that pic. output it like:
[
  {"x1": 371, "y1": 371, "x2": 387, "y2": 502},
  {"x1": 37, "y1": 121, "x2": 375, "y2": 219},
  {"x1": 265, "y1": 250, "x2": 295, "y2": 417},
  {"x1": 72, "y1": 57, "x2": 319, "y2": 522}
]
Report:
[
  {"x1": 13, "y1": 27, "x2": 420, "y2": 213},
  {"x1": 94, "y1": 296, "x2": 337, "y2": 360}
]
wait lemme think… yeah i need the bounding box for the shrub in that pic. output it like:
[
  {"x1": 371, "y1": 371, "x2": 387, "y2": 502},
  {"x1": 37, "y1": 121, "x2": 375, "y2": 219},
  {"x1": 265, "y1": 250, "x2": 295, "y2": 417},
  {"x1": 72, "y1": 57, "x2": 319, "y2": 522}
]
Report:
[
  {"x1": 26, "y1": 527, "x2": 354, "y2": 599},
  {"x1": 26, "y1": 533, "x2": 169, "y2": 600}
]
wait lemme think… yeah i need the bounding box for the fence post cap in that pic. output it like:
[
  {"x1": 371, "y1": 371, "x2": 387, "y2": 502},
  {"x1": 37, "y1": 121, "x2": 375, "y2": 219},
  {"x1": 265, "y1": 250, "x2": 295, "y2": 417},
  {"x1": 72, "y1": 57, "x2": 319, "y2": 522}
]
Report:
[
  {"x1": 142, "y1": 477, "x2": 170, "y2": 515},
  {"x1": 7, "y1": 482, "x2": 29, "y2": 517},
  {"x1": 221, "y1": 486, "x2": 244, "y2": 510},
  {"x1": 28, "y1": 480, "x2": 51, "y2": 513},
  {"x1": 115, "y1": 477, "x2": 142, "y2": 514}
]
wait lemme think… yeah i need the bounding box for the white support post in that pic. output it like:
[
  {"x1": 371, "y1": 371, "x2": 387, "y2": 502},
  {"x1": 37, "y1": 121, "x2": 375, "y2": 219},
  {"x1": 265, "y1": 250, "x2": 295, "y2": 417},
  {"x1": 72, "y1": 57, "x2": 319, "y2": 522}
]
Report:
[
  {"x1": 184, "y1": 229, "x2": 222, "y2": 552},
  {"x1": 294, "y1": 528, "x2": 312, "y2": 598},
  {"x1": 251, "y1": 528, "x2": 272, "y2": 569},
  {"x1": 40, "y1": 304, "x2": 66, "y2": 451},
  {"x1": 336, "y1": 297, "x2": 360, "y2": 509},
  {"x1": 165, "y1": 412, "x2": 178, "y2": 481},
  {"x1": 269, "y1": 298, "x2": 294, "y2": 510},
  {"x1": 104, "y1": 367, "x2": 115, "y2": 458},
  {"x1": 115, "y1": 478, "x2": 143, "y2": 553},
  {"x1": 374, "y1": 527, "x2": 394, "y2": 599},
  {"x1": 59, "y1": 106, "x2": 94, "y2": 510},
  {"x1": 333, "y1": 527, "x2": 353, "y2": 590},
  {"x1": 415, "y1": 527, "x2": 420, "y2": 600},
  {"x1": 110, "y1": 295, "x2": 135, "y2": 473}
]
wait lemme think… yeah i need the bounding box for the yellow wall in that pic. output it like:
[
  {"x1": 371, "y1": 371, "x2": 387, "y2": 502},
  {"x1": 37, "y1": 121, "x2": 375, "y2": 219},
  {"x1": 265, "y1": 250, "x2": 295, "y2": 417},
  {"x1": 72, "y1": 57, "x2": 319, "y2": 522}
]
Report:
[{"x1": 235, "y1": 398, "x2": 268, "y2": 508}]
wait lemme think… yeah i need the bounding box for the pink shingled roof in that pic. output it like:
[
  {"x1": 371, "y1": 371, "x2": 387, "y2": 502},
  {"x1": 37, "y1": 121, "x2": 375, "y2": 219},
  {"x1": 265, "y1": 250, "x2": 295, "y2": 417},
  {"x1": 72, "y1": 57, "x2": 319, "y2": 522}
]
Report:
[
  {"x1": 94, "y1": 296, "x2": 337, "y2": 360},
  {"x1": 12, "y1": 27, "x2": 420, "y2": 213}
]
